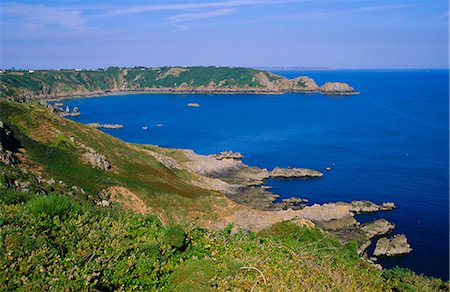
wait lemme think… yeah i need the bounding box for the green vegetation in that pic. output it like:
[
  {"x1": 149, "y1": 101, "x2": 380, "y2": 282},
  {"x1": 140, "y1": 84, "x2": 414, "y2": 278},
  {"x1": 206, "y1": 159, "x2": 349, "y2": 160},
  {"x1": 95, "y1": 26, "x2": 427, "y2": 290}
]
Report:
[
  {"x1": 0, "y1": 102, "x2": 223, "y2": 223},
  {"x1": 0, "y1": 101, "x2": 448, "y2": 290},
  {"x1": 1, "y1": 189, "x2": 447, "y2": 290},
  {"x1": 0, "y1": 66, "x2": 285, "y2": 99}
]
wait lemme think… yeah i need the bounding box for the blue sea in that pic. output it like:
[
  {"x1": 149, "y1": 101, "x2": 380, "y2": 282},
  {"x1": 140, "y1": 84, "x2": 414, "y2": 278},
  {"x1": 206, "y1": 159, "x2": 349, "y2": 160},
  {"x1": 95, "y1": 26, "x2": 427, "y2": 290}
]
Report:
[{"x1": 65, "y1": 69, "x2": 449, "y2": 280}]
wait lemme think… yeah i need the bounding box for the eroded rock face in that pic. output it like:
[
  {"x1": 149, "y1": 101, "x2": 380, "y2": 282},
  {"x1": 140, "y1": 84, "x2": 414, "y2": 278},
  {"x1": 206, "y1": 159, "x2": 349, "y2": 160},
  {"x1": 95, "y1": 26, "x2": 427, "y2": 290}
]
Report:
[
  {"x1": 346, "y1": 200, "x2": 396, "y2": 214},
  {"x1": 273, "y1": 197, "x2": 308, "y2": 211},
  {"x1": 291, "y1": 76, "x2": 319, "y2": 92},
  {"x1": 373, "y1": 234, "x2": 412, "y2": 256},
  {"x1": 319, "y1": 82, "x2": 358, "y2": 95},
  {"x1": 88, "y1": 123, "x2": 124, "y2": 129},
  {"x1": 0, "y1": 121, "x2": 21, "y2": 166},
  {"x1": 81, "y1": 149, "x2": 111, "y2": 170},
  {"x1": 360, "y1": 219, "x2": 396, "y2": 239},
  {"x1": 210, "y1": 151, "x2": 244, "y2": 160},
  {"x1": 270, "y1": 167, "x2": 323, "y2": 178},
  {"x1": 299, "y1": 203, "x2": 352, "y2": 222}
]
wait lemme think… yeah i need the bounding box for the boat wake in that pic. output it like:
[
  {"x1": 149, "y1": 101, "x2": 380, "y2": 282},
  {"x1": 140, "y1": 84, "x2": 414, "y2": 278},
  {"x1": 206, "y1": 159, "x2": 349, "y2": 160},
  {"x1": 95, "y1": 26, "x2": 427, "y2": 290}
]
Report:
[{"x1": 369, "y1": 97, "x2": 449, "y2": 131}]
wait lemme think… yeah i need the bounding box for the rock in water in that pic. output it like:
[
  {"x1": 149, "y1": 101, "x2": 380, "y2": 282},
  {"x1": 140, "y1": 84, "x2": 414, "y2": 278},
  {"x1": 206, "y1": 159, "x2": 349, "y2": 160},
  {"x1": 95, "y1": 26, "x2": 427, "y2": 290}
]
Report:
[
  {"x1": 360, "y1": 219, "x2": 396, "y2": 239},
  {"x1": 373, "y1": 234, "x2": 412, "y2": 256},
  {"x1": 290, "y1": 76, "x2": 319, "y2": 92},
  {"x1": 319, "y1": 82, "x2": 359, "y2": 95},
  {"x1": 87, "y1": 123, "x2": 123, "y2": 129},
  {"x1": 187, "y1": 103, "x2": 200, "y2": 107},
  {"x1": 348, "y1": 200, "x2": 396, "y2": 214},
  {"x1": 270, "y1": 167, "x2": 323, "y2": 178}
]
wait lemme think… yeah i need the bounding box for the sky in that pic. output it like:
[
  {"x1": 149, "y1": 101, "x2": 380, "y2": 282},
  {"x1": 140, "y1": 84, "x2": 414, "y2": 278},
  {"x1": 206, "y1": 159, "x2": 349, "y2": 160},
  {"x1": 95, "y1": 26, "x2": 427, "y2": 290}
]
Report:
[{"x1": 0, "y1": 0, "x2": 448, "y2": 69}]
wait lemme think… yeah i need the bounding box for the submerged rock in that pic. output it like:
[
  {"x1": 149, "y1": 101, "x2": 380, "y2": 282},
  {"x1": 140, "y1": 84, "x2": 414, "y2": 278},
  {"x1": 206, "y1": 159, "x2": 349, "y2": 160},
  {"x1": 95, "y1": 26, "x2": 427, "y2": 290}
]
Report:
[
  {"x1": 270, "y1": 167, "x2": 323, "y2": 178},
  {"x1": 373, "y1": 234, "x2": 412, "y2": 256}
]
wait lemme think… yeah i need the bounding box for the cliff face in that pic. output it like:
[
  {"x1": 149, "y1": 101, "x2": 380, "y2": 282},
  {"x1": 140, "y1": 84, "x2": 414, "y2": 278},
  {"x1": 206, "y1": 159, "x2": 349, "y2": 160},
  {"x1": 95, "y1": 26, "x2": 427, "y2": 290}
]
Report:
[{"x1": 0, "y1": 66, "x2": 358, "y2": 99}]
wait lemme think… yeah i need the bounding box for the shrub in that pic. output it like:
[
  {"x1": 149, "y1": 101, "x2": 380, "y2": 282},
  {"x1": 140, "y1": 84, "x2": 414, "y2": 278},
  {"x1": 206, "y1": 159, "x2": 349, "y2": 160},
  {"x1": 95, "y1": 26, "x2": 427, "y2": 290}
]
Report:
[
  {"x1": 163, "y1": 225, "x2": 186, "y2": 249},
  {"x1": 383, "y1": 267, "x2": 449, "y2": 291},
  {"x1": 28, "y1": 194, "x2": 81, "y2": 217},
  {"x1": 0, "y1": 189, "x2": 34, "y2": 204}
]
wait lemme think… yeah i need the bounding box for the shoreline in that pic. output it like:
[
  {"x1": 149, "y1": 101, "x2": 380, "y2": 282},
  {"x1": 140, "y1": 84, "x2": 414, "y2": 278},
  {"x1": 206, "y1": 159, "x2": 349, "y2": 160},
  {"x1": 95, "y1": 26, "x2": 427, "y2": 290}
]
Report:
[{"x1": 39, "y1": 88, "x2": 359, "y2": 102}]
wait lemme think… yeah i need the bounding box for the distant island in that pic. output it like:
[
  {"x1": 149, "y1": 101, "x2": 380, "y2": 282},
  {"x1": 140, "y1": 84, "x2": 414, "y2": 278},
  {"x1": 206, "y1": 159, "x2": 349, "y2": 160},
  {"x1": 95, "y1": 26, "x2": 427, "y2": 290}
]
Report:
[{"x1": 0, "y1": 66, "x2": 358, "y2": 100}]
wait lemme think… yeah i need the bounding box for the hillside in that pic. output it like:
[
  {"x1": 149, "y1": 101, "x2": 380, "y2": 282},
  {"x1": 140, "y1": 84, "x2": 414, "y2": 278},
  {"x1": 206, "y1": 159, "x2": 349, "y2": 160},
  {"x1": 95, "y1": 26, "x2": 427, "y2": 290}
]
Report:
[
  {"x1": 0, "y1": 101, "x2": 448, "y2": 290},
  {"x1": 0, "y1": 67, "x2": 358, "y2": 99}
]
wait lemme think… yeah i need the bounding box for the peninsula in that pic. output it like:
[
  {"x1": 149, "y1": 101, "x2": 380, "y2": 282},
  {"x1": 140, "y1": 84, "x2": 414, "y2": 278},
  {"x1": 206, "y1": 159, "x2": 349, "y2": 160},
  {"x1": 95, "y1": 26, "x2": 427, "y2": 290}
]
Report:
[{"x1": 0, "y1": 66, "x2": 358, "y2": 100}]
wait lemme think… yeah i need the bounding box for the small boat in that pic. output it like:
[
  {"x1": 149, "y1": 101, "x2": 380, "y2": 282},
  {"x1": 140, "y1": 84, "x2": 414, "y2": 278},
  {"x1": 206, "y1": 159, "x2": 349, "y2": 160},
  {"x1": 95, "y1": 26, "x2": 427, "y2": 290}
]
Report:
[{"x1": 142, "y1": 126, "x2": 148, "y2": 130}]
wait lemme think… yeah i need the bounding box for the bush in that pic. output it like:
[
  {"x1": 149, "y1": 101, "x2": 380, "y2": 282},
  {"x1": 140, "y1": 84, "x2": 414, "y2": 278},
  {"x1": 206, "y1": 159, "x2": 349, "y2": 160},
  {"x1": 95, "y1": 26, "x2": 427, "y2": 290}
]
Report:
[
  {"x1": 163, "y1": 225, "x2": 186, "y2": 249},
  {"x1": 28, "y1": 194, "x2": 81, "y2": 217},
  {"x1": 383, "y1": 267, "x2": 449, "y2": 291},
  {"x1": 0, "y1": 189, "x2": 34, "y2": 204}
]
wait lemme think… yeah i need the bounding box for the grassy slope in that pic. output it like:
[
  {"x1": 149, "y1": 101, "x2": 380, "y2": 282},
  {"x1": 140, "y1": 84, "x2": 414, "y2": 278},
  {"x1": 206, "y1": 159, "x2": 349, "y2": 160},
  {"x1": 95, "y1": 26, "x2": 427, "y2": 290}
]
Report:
[
  {"x1": 0, "y1": 102, "x2": 447, "y2": 290},
  {"x1": 0, "y1": 101, "x2": 226, "y2": 223},
  {"x1": 1, "y1": 195, "x2": 446, "y2": 291},
  {"x1": 0, "y1": 67, "x2": 284, "y2": 98}
]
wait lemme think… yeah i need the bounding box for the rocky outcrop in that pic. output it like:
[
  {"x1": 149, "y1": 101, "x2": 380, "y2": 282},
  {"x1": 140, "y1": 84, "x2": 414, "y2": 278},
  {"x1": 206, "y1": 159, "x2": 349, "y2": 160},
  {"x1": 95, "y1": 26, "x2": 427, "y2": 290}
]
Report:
[
  {"x1": 345, "y1": 200, "x2": 396, "y2": 214},
  {"x1": 319, "y1": 82, "x2": 359, "y2": 95},
  {"x1": 79, "y1": 143, "x2": 111, "y2": 171},
  {"x1": 136, "y1": 146, "x2": 404, "y2": 261},
  {"x1": 157, "y1": 67, "x2": 189, "y2": 79},
  {"x1": 373, "y1": 234, "x2": 412, "y2": 256},
  {"x1": 273, "y1": 197, "x2": 308, "y2": 210},
  {"x1": 82, "y1": 151, "x2": 111, "y2": 170},
  {"x1": 0, "y1": 121, "x2": 20, "y2": 166},
  {"x1": 270, "y1": 167, "x2": 323, "y2": 178},
  {"x1": 210, "y1": 151, "x2": 244, "y2": 160},
  {"x1": 88, "y1": 123, "x2": 124, "y2": 129},
  {"x1": 360, "y1": 219, "x2": 396, "y2": 239},
  {"x1": 290, "y1": 76, "x2": 319, "y2": 92}
]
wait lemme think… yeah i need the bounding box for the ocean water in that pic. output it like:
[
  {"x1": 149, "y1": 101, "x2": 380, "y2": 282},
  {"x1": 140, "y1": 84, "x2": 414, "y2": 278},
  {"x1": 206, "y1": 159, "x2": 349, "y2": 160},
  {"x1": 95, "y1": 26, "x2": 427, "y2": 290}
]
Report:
[{"x1": 65, "y1": 70, "x2": 449, "y2": 280}]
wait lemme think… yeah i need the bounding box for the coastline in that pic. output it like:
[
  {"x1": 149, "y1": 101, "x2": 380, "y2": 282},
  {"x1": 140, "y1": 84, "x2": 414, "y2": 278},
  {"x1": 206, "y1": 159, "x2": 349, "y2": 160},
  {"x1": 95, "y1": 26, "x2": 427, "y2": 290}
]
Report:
[{"x1": 42, "y1": 88, "x2": 359, "y2": 102}]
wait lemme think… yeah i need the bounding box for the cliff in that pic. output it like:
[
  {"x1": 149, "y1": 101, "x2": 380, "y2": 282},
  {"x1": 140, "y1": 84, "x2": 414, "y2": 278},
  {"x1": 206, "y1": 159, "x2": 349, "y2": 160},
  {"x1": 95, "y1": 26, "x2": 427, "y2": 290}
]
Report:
[{"x1": 0, "y1": 66, "x2": 358, "y2": 99}]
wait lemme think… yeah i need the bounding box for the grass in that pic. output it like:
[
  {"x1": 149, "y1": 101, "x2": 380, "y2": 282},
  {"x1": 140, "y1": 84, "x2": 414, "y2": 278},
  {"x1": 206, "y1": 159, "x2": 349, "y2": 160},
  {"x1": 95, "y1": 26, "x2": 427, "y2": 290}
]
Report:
[
  {"x1": 28, "y1": 194, "x2": 81, "y2": 217},
  {"x1": 0, "y1": 66, "x2": 287, "y2": 99},
  {"x1": 1, "y1": 193, "x2": 447, "y2": 291},
  {"x1": 0, "y1": 101, "x2": 221, "y2": 223},
  {"x1": 0, "y1": 101, "x2": 448, "y2": 290}
]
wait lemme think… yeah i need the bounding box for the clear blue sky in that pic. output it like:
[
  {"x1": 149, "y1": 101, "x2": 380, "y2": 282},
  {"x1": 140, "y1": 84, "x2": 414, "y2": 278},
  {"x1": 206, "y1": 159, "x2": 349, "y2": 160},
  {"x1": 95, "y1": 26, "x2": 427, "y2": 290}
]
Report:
[{"x1": 1, "y1": 0, "x2": 448, "y2": 69}]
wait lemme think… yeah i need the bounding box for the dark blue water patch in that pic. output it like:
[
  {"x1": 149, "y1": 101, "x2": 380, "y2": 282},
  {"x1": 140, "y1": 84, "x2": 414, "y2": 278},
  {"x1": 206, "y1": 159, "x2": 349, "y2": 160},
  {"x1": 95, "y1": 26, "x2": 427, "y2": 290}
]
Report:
[{"x1": 64, "y1": 70, "x2": 449, "y2": 280}]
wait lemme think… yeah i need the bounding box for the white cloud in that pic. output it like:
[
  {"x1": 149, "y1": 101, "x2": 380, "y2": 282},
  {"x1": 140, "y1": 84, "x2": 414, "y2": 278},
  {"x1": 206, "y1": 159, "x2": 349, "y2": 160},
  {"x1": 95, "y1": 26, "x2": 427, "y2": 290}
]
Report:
[
  {"x1": 106, "y1": 0, "x2": 307, "y2": 16},
  {"x1": 2, "y1": 3, "x2": 86, "y2": 32},
  {"x1": 244, "y1": 3, "x2": 422, "y2": 24},
  {"x1": 168, "y1": 8, "x2": 236, "y2": 24}
]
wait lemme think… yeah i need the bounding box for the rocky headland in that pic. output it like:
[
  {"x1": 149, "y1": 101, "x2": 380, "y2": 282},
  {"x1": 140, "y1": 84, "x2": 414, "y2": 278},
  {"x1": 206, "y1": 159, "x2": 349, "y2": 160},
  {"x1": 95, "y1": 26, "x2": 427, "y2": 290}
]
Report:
[
  {"x1": 0, "y1": 67, "x2": 359, "y2": 100},
  {"x1": 138, "y1": 144, "x2": 409, "y2": 265}
]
